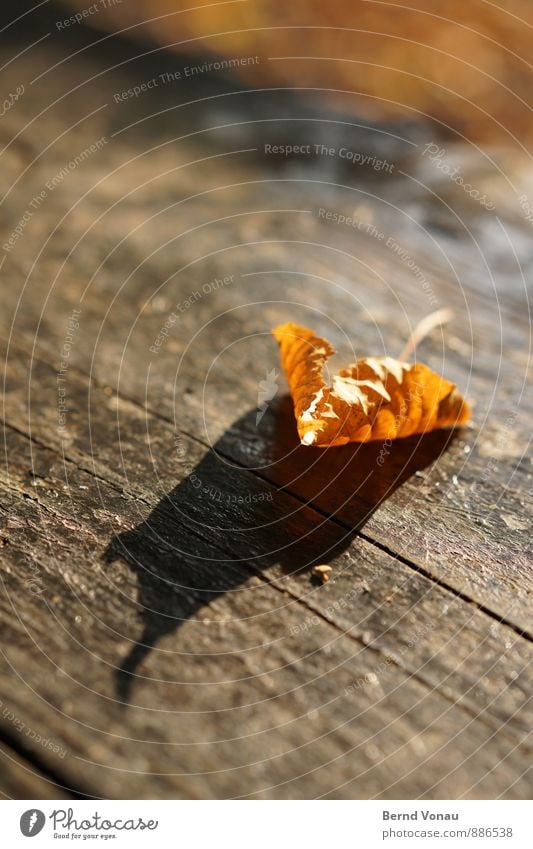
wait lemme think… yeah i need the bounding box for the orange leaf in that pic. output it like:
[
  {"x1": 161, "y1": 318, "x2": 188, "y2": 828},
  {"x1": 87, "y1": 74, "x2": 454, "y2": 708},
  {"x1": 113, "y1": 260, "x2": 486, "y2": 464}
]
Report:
[{"x1": 273, "y1": 322, "x2": 470, "y2": 447}]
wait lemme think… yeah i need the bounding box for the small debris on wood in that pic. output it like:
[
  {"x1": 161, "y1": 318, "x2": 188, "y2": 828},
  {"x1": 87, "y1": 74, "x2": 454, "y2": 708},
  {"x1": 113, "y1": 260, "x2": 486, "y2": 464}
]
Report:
[{"x1": 312, "y1": 564, "x2": 332, "y2": 583}]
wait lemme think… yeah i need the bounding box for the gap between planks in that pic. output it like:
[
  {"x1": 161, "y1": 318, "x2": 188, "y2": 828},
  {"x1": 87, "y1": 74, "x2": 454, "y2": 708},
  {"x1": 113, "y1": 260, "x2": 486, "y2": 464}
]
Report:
[{"x1": 2, "y1": 331, "x2": 531, "y2": 646}]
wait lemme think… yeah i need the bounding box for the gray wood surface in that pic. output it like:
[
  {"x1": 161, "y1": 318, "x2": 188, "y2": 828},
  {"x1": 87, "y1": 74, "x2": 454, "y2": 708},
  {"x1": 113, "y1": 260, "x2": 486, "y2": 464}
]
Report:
[{"x1": 0, "y1": 5, "x2": 531, "y2": 799}]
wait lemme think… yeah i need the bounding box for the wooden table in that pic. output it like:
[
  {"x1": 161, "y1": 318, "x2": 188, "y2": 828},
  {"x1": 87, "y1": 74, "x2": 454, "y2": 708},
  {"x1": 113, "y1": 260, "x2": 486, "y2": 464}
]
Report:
[{"x1": 0, "y1": 6, "x2": 531, "y2": 799}]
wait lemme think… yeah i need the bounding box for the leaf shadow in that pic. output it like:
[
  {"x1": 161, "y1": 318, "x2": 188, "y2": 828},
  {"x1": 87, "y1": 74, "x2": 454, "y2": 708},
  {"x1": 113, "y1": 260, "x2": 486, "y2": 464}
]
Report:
[{"x1": 104, "y1": 395, "x2": 458, "y2": 702}]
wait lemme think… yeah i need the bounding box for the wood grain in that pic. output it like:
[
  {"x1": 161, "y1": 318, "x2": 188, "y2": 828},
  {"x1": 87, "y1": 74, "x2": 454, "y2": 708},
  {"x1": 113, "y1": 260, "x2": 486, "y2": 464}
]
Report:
[{"x1": 0, "y1": 9, "x2": 531, "y2": 799}]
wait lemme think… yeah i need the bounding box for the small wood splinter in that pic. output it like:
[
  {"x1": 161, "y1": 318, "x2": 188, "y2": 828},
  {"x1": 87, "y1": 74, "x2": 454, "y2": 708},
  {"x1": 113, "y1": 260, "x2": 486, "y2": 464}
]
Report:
[
  {"x1": 273, "y1": 311, "x2": 470, "y2": 448},
  {"x1": 313, "y1": 564, "x2": 333, "y2": 583}
]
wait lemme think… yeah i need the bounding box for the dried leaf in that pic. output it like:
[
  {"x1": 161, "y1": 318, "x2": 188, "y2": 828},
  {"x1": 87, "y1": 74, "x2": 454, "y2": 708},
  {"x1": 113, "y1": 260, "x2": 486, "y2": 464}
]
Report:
[
  {"x1": 273, "y1": 322, "x2": 470, "y2": 447},
  {"x1": 312, "y1": 564, "x2": 333, "y2": 583}
]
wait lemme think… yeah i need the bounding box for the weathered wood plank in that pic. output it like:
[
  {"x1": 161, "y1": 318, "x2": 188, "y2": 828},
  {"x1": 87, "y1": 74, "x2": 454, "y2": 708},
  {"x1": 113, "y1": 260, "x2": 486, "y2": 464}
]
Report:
[
  {"x1": 0, "y1": 474, "x2": 530, "y2": 799},
  {"x1": 0, "y1": 15, "x2": 531, "y2": 801}
]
